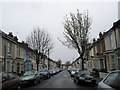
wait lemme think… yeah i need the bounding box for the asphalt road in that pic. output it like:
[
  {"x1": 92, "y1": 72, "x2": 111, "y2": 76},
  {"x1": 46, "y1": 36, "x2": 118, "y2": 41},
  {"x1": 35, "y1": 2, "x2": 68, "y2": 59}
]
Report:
[{"x1": 21, "y1": 70, "x2": 97, "y2": 89}]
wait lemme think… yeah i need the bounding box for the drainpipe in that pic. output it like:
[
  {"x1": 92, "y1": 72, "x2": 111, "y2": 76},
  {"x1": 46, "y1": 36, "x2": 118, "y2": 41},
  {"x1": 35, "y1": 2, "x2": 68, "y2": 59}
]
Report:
[{"x1": 4, "y1": 45, "x2": 6, "y2": 71}]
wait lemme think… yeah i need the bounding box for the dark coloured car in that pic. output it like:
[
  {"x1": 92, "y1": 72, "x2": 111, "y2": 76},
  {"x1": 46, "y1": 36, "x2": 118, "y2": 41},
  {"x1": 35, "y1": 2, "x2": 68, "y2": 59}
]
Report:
[
  {"x1": 69, "y1": 68, "x2": 79, "y2": 77},
  {"x1": 38, "y1": 70, "x2": 50, "y2": 79},
  {"x1": 67, "y1": 68, "x2": 72, "y2": 73},
  {"x1": 49, "y1": 70, "x2": 54, "y2": 76},
  {"x1": 20, "y1": 70, "x2": 41, "y2": 86},
  {"x1": 0, "y1": 72, "x2": 21, "y2": 90},
  {"x1": 49, "y1": 69, "x2": 59, "y2": 75},
  {"x1": 74, "y1": 70, "x2": 96, "y2": 86}
]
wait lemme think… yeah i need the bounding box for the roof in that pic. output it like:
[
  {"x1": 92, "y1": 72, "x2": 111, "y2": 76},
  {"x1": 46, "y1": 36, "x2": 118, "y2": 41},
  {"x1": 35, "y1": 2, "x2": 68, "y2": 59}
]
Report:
[
  {"x1": 90, "y1": 19, "x2": 120, "y2": 49},
  {"x1": 2, "y1": 31, "x2": 18, "y2": 44}
]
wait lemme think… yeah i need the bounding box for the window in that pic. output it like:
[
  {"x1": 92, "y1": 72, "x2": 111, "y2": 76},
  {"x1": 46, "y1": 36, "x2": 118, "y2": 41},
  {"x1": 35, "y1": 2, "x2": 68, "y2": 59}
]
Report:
[
  {"x1": 100, "y1": 43, "x2": 102, "y2": 53},
  {"x1": 2, "y1": 73, "x2": 8, "y2": 81},
  {"x1": 99, "y1": 59, "x2": 105, "y2": 70},
  {"x1": 109, "y1": 32, "x2": 116, "y2": 49},
  {"x1": 103, "y1": 72, "x2": 120, "y2": 88},
  {"x1": 7, "y1": 43, "x2": 11, "y2": 54},
  {"x1": 109, "y1": 33, "x2": 112, "y2": 49},
  {"x1": 78, "y1": 70, "x2": 91, "y2": 75},
  {"x1": 95, "y1": 46, "x2": 97, "y2": 54},
  {"x1": 17, "y1": 63, "x2": 20, "y2": 73},
  {"x1": 118, "y1": 58, "x2": 120, "y2": 70},
  {"x1": 8, "y1": 73, "x2": 15, "y2": 79},
  {"x1": 111, "y1": 56, "x2": 116, "y2": 70},
  {"x1": 17, "y1": 46, "x2": 20, "y2": 57},
  {"x1": 24, "y1": 70, "x2": 35, "y2": 75}
]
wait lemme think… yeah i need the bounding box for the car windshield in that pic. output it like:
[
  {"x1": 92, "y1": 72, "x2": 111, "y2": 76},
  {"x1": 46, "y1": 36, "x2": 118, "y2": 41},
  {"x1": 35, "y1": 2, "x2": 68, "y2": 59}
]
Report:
[
  {"x1": 71, "y1": 69, "x2": 77, "y2": 71},
  {"x1": 78, "y1": 70, "x2": 91, "y2": 75},
  {"x1": 24, "y1": 70, "x2": 36, "y2": 75},
  {"x1": 71, "y1": 70, "x2": 76, "y2": 72},
  {"x1": 103, "y1": 72, "x2": 120, "y2": 89}
]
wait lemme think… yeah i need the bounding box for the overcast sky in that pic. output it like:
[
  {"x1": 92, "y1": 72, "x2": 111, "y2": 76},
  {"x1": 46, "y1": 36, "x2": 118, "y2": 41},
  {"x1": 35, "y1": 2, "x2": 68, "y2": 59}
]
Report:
[{"x1": 0, "y1": 0, "x2": 119, "y2": 63}]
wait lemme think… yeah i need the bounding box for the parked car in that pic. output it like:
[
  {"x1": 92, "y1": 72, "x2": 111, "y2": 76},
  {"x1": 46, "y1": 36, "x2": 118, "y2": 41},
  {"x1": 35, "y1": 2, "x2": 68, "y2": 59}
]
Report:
[
  {"x1": 74, "y1": 70, "x2": 96, "y2": 86},
  {"x1": 49, "y1": 70, "x2": 55, "y2": 76},
  {"x1": 98, "y1": 70, "x2": 120, "y2": 89},
  {"x1": 69, "y1": 68, "x2": 79, "y2": 77},
  {"x1": 52, "y1": 69, "x2": 58, "y2": 75},
  {"x1": 51, "y1": 69, "x2": 59, "y2": 75},
  {"x1": 0, "y1": 72, "x2": 21, "y2": 90},
  {"x1": 67, "y1": 68, "x2": 72, "y2": 73},
  {"x1": 20, "y1": 70, "x2": 41, "y2": 86},
  {"x1": 38, "y1": 70, "x2": 50, "y2": 79}
]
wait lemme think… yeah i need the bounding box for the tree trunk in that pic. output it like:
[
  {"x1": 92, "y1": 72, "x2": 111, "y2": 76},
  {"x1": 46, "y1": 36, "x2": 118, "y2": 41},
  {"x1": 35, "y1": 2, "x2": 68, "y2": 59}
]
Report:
[
  {"x1": 37, "y1": 63, "x2": 39, "y2": 71},
  {"x1": 36, "y1": 56, "x2": 39, "y2": 71},
  {"x1": 81, "y1": 59, "x2": 84, "y2": 70},
  {"x1": 79, "y1": 51, "x2": 84, "y2": 70}
]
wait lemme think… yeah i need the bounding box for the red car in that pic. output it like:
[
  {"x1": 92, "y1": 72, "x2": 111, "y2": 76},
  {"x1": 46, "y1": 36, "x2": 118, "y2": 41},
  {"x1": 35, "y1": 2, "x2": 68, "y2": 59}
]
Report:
[{"x1": 0, "y1": 72, "x2": 21, "y2": 90}]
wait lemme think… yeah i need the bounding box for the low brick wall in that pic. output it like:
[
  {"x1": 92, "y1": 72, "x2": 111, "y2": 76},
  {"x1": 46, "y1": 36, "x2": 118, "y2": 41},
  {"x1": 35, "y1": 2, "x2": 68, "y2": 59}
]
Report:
[{"x1": 99, "y1": 72, "x2": 108, "y2": 79}]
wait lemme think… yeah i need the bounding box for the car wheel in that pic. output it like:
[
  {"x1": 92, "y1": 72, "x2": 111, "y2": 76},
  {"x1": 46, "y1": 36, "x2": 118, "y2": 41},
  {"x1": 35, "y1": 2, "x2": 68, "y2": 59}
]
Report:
[
  {"x1": 90, "y1": 82, "x2": 96, "y2": 87},
  {"x1": 48, "y1": 75, "x2": 50, "y2": 78},
  {"x1": 39, "y1": 79, "x2": 41, "y2": 83},
  {"x1": 49, "y1": 75, "x2": 50, "y2": 78},
  {"x1": 74, "y1": 79, "x2": 79, "y2": 85},
  {"x1": 74, "y1": 79, "x2": 76, "y2": 83},
  {"x1": 76, "y1": 79, "x2": 79, "y2": 85},
  {"x1": 34, "y1": 80, "x2": 37, "y2": 85},
  {"x1": 16, "y1": 85, "x2": 21, "y2": 90}
]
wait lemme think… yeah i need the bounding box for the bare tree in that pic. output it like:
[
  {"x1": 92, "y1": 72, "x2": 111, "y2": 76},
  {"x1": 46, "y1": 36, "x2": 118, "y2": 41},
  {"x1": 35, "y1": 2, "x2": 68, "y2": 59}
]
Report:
[
  {"x1": 56, "y1": 59, "x2": 62, "y2": 68},
  {"x1": 65, "y1": 61, "x2": 71, "y2": 68},
  {"x1": 59, "y1": 10, "x2": 92, "y2": 70},
  {"x1": 26, "y1": 27, "x2": 54, "y2": 71}
]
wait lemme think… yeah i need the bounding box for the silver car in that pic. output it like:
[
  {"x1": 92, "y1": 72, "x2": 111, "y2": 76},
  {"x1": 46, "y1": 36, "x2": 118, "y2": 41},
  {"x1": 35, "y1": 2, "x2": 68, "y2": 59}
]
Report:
[{"x1": 98, "y1": 70, "x2": 120, "y2": 89}]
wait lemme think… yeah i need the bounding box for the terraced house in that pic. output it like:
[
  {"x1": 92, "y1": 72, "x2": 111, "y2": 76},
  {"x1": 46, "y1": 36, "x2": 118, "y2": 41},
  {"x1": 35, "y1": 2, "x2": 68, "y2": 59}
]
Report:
[
  {"x1": 20, "y1": 41, "x2": 37, "y2": 72},
  {"x1": 71, "y1": 19, "x2": 120, "y2": 79},
  {"x1": 71, "y1": 57, "x2": 81, "y2": 69},
  {"x1": 88, "y1": 20, "x2": 120, "y2": 78},
  {"x1": 1, "y1": 31, "x2": 24, "y2": 74},
  {"x1": 48, "y1": 58, "x2": 57, "y2": 70},
  {"x1": 101, "y1": 20, "x2": 120, "y2": 72},
  {"x1": 0, "y1": 30, "x2": 57, "y2": 75}
]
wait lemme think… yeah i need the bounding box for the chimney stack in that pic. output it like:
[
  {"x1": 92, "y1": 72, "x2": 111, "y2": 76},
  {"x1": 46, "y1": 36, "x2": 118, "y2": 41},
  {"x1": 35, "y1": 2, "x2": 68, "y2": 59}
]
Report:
[
  {"x1": 99, "y1": 32, "x2": 102, "y2": 38},
  {"x1": 8, "y1": 32, "x2": 13, "y2": 38},
  {"x1": 93, "y1": 38, "x2": 96, "y2": 43},
  {"x1": 13, "y1": 36, "x2": 18, "y2": 42}
]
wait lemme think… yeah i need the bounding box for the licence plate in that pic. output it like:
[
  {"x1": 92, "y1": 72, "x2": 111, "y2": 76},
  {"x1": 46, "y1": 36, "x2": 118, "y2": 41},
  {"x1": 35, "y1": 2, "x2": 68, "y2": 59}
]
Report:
[{"x1": 86, "y1": 80, "x2": 91, "y2": 82}]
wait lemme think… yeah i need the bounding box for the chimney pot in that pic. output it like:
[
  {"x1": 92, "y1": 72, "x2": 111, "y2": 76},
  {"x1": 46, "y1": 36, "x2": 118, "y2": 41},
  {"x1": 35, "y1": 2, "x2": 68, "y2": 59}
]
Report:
[
  {"x1": 93, "y1": 38, "x2": 96, "y2": 42},
  {"x1": 99, "y1": 32, "x2": 102, "y2": 38},
  {"x1": 8, "y1": 32, "x2": 13, "y2": 37},
  {"x1": 13, "y1": 36, "x2": 18, "y2": 42}
]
